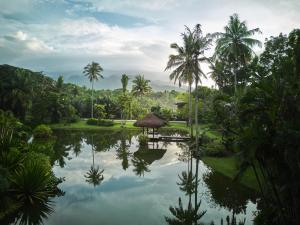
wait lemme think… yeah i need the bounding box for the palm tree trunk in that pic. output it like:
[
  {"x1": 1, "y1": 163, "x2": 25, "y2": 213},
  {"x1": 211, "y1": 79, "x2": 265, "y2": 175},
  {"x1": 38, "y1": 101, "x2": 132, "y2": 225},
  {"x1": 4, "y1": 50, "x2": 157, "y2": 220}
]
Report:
[
  {"x1": 234, "y1": 72, "x2": 237, "y2": 94},
  {"x1": 233, "y1": 58, "x2": 238, "y2": 94},
  {"x1": 91, "y1": 79, "x2": 94, "y2": 118},
  {"x1": 195, "y1": 77, "x2": 199, "y2": 155},
  {"x1": 189, "y1": 83, "x2": 193, "y2": 137},
  {"x1": 194, "y1": 77, "x2": 199, "y2": 225}
]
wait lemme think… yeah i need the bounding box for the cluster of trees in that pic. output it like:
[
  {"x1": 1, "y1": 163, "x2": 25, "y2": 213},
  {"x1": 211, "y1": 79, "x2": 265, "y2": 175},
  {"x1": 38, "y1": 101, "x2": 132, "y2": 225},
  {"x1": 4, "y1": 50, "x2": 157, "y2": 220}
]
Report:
[
  {"x1": 0, "y1": 64, "x2": 184, "y2": 125},
  {"x1": 165, "y1": 13, "x2": 300, "y2": 225},
  {"x1": 82, "y1": 62, "x2": 178, "y2": 122}
]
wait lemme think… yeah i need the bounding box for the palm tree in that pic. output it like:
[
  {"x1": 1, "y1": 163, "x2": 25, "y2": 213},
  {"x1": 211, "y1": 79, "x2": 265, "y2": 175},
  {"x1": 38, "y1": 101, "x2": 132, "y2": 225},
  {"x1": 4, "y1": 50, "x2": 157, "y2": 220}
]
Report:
[
  {"x1": 187, "y1": 24, "x2": 212, "y2": 210},
  {"x1": 121, "y1": 74, "x2": 129, "y2": 93},
  {"x1": 213, "y1": 14, "x2": 262, "y2": 92},
  {"x1": 83, "y1": 62, "x2": 104, "y2": 118},
  {"x1": 131, "y1": 75, "x2": 152, "y2": 97},
  {"x1": 165, "y1": 31, "x2": 196, "y2": 136}
]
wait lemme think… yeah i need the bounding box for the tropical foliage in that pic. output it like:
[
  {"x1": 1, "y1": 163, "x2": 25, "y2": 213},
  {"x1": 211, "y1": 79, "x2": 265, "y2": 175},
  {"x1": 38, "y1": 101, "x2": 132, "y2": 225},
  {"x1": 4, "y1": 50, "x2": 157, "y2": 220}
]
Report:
[{"x1": 0, "y1": 110, "x2": 63, "y2": 224}]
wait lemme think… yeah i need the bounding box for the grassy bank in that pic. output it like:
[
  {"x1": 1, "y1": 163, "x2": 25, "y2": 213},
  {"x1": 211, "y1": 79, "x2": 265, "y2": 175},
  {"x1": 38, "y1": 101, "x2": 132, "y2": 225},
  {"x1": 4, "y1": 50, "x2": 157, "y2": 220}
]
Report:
[
  {"x1": 50, "y1": 119, "x2": 190, "y2": 131},
  {"x1": 50, "y1": 119, "x2": 220, "y2": 139},
  {"x1": 202, "y1": 156, "x2": 259, "y2": 191}
]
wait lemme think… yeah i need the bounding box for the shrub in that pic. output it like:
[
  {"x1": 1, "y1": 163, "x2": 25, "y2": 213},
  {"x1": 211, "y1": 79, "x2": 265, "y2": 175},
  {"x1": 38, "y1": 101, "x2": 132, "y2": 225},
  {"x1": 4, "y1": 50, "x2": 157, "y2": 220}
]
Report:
[
  {"x1": 86, "y1": 118, "x2": 98, "y2": 125},
  {"x1": 97, "y1": 119, "x2": 114, "y2": 127},
  {"x1": 10, "y1": 153, "x2": 61, "y2": 203},
  {"x1": 203, "y1": 141, "x2": 229, "y2": 157},
  {"x1": 86, "y1": 118, "x2": 114, "y2": 126},
  {"x1": 138, "y1": 134, "x2": 149, "y2": 147},
  {"x1": 30, "y1": 138, "x2": 55, "y2": 160},
  {"x1": 33, "y1": 125, "x2": 52, "y2": 139}
]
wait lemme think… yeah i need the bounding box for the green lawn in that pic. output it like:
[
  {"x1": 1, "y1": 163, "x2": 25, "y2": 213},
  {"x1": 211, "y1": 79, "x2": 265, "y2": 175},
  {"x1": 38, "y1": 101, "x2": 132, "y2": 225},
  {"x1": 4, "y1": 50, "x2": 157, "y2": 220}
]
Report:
[
  {"x1": 50, "y1": 119, "x2": 221, "y2": 139},
  {"x1": 50, "y1": 119, "x2": 190, "y2": 131},
  {"x1": 202, "y1": 156, "x2": 259, "y2": 191}
]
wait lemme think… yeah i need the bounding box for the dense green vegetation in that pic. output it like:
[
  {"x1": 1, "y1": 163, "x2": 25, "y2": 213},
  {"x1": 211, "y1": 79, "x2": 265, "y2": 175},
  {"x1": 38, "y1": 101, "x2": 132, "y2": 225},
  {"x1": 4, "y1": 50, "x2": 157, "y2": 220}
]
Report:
[
  {"x1": 0, "y1": 13, "x2": 299, "y2": 225},
  {"x1": 0, "y1": 64, "x2": 190, "y2": 124},
  {"x1": 0, "y1": 110, "x2": 63, "y2": 223},
  {"x1": 164, "y1": 14, "x2": 300, "y2": 225}
]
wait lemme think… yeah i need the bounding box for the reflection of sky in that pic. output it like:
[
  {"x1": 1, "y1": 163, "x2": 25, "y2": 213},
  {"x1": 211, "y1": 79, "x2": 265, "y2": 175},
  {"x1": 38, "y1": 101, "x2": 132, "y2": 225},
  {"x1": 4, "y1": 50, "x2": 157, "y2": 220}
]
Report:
[{"x1": 47, "y1": 133, "x2": 257, "y2": 225}]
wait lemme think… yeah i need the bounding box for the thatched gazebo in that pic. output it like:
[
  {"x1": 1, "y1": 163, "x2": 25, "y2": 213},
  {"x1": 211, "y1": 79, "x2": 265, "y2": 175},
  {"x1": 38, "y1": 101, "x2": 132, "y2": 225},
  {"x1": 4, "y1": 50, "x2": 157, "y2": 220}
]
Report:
[{"x1": 134, "y1": 113, "x2": 166, "y2": 137}]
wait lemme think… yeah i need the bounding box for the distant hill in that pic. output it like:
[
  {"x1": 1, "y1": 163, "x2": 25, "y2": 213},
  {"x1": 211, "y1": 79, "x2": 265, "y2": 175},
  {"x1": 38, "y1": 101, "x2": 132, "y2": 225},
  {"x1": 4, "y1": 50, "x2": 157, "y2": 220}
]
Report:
[
  {"x1": 46, "y1": 69, "x2": 185, "y2": 91},
  {"x1": 0, "y1": 64, "x2": 185, "y2": 92}
]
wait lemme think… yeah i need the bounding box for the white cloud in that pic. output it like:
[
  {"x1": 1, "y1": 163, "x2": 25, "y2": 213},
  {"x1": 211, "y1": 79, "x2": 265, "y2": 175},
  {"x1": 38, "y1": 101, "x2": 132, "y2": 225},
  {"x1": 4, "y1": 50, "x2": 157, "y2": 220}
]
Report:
[
  {"x1": 15, "y1": 31, "x2": 27, "y2": 40},
  {"x1": 0, "y1": 0, "x2": 299, "y2": 87}
]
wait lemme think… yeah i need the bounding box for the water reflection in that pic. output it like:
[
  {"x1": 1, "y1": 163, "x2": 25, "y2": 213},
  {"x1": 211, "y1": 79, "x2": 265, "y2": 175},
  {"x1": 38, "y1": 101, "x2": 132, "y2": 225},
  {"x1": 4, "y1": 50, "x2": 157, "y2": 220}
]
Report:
[
  {"x1": 165, "y1": 141, "x2": 256, "y2": 225},
  {"x1": 4, "y1": 130, "x2": 258, "y2": 225},
  {"x1": 84, "y1": 135, "x2": 104, "y2": 187},
  {"x1": 116, "y1": 136, "x2": 132, "y2": 170},
  {"x1": 165, "y1": 197, "x2": 206, "y2": 225},
  {"x1": 166, "y1": 144, "x2": 206, "y2": 225},
  {"x1": 203, "y1": 171, "x2": 257, "y2": 215}
]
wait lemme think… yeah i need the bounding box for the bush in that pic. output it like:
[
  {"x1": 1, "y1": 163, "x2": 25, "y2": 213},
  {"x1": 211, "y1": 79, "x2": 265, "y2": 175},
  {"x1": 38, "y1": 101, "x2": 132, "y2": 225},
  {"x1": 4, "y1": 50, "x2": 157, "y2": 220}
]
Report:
[
  {"x1": 97, "y1": 119, "x2": 114, "y2": 126},
  {"x1": 86, "y1": 118, "x2": 98, "y2": 125},
  {"x1": 203, "y1": 141, "x2": 229, "y2": 157},
  {"x1": 64, "y1": 115, "x2": 79, "y2": 123},
  {"x1": 86, "y1": 118, "x2": 114, "y2": 126},
  {"x1": 33, "y1": 125, "x2": 52, "y2": 139},
  {"x1": 10, "y1": 154, "x2": 60, "y2": 203}
]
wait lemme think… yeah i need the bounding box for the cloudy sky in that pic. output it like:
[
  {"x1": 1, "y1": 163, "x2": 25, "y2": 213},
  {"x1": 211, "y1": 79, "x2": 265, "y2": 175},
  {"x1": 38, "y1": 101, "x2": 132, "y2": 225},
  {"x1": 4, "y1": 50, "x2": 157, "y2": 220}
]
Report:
[{"x1": 0, "y1": 0, "x2": 299, "y2": 87}]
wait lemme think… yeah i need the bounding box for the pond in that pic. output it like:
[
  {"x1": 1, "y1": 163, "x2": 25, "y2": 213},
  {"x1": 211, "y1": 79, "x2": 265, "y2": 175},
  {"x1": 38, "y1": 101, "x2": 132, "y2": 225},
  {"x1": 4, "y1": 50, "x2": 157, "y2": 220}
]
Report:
[{"x1": 19, "y1": 130, "x2": 259, "y2": 225}]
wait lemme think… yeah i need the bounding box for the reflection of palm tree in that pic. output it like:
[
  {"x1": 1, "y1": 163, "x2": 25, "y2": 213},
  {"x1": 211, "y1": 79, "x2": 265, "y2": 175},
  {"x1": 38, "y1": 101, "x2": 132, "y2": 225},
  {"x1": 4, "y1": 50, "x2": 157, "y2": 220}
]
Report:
[
  {"x1": 165, "y1": 198, "x2": 206, "y2": 225},
  {"x1": 177, "y1": 171, "x2": 197, "y2": 203},
  {"x1": 116, "y1": 138, "x2": 132, "y2": 170},
  {"x1": 131, "y1": 156, "x2": 150, "y2": 177},
  {"x1": 73, "y1": 142, "x2": 82, "y2": 157},
  {"x1": 85, "y1": 135, "x2": 104, "y2": 187},
  {"x1": 84, "y1": 166, "x2": 104, "y2": 187}
]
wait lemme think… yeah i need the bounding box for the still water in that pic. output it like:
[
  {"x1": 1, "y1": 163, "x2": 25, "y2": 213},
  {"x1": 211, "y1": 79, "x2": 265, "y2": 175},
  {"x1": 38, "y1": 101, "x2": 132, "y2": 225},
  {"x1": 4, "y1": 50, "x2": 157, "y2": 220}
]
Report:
[{"x1": 42, "y1": 130, "x2": 257, "y2": 225}]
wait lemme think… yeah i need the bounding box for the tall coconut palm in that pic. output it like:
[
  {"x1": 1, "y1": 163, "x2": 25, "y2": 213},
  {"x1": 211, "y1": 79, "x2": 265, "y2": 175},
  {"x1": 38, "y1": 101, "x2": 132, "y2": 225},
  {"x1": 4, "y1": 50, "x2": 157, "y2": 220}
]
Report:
[
  {"x1": 83, "y1": 62, "x2": 103, "y2": 118},
  {"x1": 187, "y1": 24, "x2": 212, "y2": 210},
  {"x1": 121, "y1": 74, "x2": 129, "y2": 93},
  {"x1": 213, "y1": 14, "x2": 262, "y2": 92},
  {"x1": 131, "y1": 75, "x2": 152, "y2": 97},
  {"x1": 165, "y1": 31, "x2": 196, "y2": 136}
]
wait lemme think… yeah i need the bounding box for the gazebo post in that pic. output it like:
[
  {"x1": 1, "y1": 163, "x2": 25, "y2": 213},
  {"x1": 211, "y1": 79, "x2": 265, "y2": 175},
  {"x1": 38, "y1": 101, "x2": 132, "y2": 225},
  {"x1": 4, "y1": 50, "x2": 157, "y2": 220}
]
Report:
[{"x1": 153, "y1": 128, "x2": 154, "y2": 138}]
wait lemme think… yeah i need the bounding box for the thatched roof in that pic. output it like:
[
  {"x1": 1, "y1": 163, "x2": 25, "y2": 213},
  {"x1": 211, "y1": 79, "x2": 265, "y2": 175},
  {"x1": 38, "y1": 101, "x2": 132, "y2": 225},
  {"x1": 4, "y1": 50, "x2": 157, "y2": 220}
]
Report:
[{"x1": 134, "y1": 113, "x2": 166, "y2": 128}]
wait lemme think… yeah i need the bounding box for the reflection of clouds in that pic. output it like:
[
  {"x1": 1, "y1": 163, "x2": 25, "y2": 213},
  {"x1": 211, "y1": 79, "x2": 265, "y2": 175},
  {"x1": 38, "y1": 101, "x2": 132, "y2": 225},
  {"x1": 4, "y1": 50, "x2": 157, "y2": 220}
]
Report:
[{"x1": 50, "y1": 133, "x2": 257, "y2": 225}]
